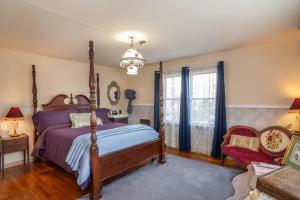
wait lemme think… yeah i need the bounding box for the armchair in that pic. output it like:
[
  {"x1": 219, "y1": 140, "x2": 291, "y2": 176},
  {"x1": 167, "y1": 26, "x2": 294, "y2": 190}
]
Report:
[{"x1": 221, "y1": 126, "x2": 283, "y2": 167}]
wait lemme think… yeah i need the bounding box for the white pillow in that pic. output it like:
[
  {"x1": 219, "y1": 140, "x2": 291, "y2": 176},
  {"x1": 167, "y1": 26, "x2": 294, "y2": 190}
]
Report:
[
  {"x1": 227, "y1": 135, "x2": 260, "y2": 152},
  {"x1": 70, "y1": 113, "x2": 103, "y2": 128}
]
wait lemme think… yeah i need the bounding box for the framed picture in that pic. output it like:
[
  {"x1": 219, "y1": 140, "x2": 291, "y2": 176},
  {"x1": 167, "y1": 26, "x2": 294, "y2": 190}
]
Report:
[{"x1": 282, "y1": 135, "x2": 300, "y2": 170}]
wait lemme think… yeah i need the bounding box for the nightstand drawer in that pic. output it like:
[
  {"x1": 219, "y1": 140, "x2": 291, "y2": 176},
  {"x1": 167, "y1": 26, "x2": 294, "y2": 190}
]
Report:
[
  {"x1": 2, "y1": 138, "x2": 28, "y2": 147},
  {"x1": 3, "y1": 144, "x2": 27, "y2": 153}
]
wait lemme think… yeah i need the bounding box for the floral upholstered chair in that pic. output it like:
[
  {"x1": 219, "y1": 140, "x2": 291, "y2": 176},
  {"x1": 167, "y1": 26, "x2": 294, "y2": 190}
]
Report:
[{"x1": 221, "y1": 125, "x2": 292, "y2": 167}]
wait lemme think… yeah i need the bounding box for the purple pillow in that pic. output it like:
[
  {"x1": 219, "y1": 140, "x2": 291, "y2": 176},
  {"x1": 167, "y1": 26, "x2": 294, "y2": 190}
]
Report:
[
  {"x1": 32, "y1": 108, "x2": 78, "y2": 134},
  {"x1": 77, "y1": 108, "x2": 110, "y2": 123}
]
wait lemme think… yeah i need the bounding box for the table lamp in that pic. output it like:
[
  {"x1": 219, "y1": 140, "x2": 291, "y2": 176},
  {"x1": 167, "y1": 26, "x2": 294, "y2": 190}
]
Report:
[
  {"x1": 289, "y1": 98, "x2": 300, "y2": 132},
  {"x1": 5, "y1": 107, "x2": 24, "y2": 137}
]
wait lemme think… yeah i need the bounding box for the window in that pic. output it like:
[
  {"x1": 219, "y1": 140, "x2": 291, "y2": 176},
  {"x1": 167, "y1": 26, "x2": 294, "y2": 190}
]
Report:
[
  {"x1": 163, "y1": 69, "x2": 216, "y2": 127},
  {"x1": 190, "y1": 72, "x2": 216, "y2": 127},
  {"x1": 164, "y1": 75, "x2": 181, "y2": 123}
]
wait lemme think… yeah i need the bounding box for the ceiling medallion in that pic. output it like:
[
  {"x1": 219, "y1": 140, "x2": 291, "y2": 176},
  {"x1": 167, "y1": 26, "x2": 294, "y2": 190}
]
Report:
[{"x1": 120, "y1": 36, "x2": 146, "y2": 75}]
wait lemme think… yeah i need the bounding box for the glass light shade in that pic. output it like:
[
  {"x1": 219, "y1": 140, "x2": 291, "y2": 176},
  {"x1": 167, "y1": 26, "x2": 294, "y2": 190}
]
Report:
[
  {"x1": 122, "y1": 48, "x2": 144, "y2": 60},
  {"x1": 126, "y1": 65, "x2": 138, "y2": 75},
  {"x1": 120, "y1": 37, "x2": 146, "y2": 75},
  {"x1": 120, "y1": 48, "x2": 145, "y2": 68}
]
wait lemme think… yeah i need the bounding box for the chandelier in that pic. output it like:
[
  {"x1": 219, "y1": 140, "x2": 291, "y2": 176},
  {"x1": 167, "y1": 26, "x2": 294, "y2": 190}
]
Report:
[{"x1": 120, "y1": 36, "x2": 146, "y2": 75}]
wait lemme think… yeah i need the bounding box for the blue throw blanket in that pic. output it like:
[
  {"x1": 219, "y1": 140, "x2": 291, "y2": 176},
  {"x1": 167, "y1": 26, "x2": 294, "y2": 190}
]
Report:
[{"x1": 66, "y1": 124, "x2": 159, "y2": 186}]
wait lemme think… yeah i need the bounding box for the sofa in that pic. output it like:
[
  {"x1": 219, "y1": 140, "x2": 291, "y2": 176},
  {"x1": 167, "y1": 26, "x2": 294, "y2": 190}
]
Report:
[{"x1": 221, "y1": 125, "x2": 292, "y2": 167}]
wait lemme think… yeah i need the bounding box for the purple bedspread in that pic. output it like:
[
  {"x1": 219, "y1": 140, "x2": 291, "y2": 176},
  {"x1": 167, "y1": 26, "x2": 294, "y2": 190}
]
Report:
[{"x1": 41, "y1": 122, "x2": 126, "y2": 172}]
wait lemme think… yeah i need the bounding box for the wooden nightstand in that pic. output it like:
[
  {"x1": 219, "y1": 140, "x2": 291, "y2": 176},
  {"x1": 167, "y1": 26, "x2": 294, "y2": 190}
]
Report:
[
  {"x1": 0, "y1": 133, "x2": 29, "y2": 174},
  {"x1": 108, "y1": 114, "x2": 129, "y2": 124}
]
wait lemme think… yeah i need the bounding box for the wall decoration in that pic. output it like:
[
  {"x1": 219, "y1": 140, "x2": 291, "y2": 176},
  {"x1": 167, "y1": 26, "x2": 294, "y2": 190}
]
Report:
[
  {"x1": 107, "y1": 81, "x2": 120, "y2": 106},
  {"x1": 283, "y1": 135, "x2": 300, "y2": 170},
  {"x1": 125, "y1": 89, "x2": 136, "y2": 114}
]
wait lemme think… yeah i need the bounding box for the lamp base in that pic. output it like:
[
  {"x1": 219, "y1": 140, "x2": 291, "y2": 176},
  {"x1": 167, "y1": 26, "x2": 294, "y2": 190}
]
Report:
[
  {"x1": 10, "y1": 129, "x2": 19, "y2": 137},
  {"x1": 10, "y1": 133, "x2": 19, "y2": 137}
]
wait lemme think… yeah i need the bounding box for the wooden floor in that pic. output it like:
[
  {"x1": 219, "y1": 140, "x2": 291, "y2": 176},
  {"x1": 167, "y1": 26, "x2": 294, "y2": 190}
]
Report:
[
  {"x1": 0, "y1": 150, "x2": 242, "y2": 200},
  {"x1": 168, "y1": 147, "x2": 243, "y2": 169}
]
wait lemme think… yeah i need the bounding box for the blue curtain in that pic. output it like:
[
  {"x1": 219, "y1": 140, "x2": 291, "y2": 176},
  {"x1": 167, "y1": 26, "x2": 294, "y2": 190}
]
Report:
[
  {"x1": 179, "y1": 67, "x2": 191, "y2": 152},
  {"x1": 154, "y1": 71, "x2": 160, "y2": 132},
  {"x1": 211, "y1": 61, "x2": 227, "y2": 159}
]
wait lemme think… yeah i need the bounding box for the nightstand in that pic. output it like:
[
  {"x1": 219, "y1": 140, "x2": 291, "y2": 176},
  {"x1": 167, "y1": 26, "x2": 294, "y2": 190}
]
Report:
[
  {"x1": 108, "y1": 114, "x2": 129, "y2": 124},
  {"x1": 0, "y1": 133, "x2": 29, "y2": 174}
]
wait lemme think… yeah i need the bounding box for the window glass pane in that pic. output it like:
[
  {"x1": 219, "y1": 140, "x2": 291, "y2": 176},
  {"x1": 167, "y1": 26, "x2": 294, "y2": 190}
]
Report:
[
  {"x1": 165, "y1": 76, "x2": 181, "y2": 99},
  {"x1": 190, "y1": 99, "x2": 215, "y2": 126},
  {"x1": 192, "y1": 73, "x2": 216, "y2": 98},
  {"x1": 164, "y1": 75, "x2": 181, "y2": 124},
  {"x1": 165, "y1": 99, "x2": 180, "y2": 122},
  {"x1": 173, "y1": 77, "x2": 181, "y2": 98},
  {"x1": 166, "y1": 78, "x2": 173, "y2": 98},
  {"x1": 190, "y1": 72, "x2": 216, "y2": 126}
]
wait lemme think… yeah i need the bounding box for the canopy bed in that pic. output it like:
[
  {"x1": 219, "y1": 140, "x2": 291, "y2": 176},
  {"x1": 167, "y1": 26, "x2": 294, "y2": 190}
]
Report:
[{"x1": 31, "y1": 41, "x2": 166, "y2": 200}]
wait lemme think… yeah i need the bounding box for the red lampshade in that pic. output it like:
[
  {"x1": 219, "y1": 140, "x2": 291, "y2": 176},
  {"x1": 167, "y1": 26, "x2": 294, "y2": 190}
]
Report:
[
  {"x1": 5, "y1": 107, "x2": 24, "y2": 119},
  {"x1": 289, "y1": 98, "x2": 300, "y2": 112}
]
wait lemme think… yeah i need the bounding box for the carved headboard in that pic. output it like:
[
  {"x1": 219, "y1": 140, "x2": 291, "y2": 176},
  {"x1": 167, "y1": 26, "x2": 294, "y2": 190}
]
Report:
[
  {"x1": 31, "y1": 65, "x2": 101, "y2": 143},
  {"x1": 42, "y1": 94, "x2": 90, "y2": 112},
  {"x1": 32, "y1": 65, "x2": 100, "y2": 113}
]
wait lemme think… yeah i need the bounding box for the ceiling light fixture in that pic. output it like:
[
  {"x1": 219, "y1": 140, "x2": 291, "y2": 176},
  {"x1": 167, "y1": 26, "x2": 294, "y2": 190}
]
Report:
[{"x1": 120, "y1": 36, "x2": 146, "y2": 75}]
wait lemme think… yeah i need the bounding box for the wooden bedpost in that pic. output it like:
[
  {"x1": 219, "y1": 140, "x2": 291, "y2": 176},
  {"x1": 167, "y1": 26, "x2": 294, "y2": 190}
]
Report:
[
  {"x1": 96, "y1": 73, "x2": 100, "y2": 108},
  {"x1": 32, "y1": 65, "x2": 38, "y2": 143},
  {"x1": 89, "y1": 41, "x2": 101, "y2": 200},
  {"x1": 32, "y1": 65, "x2": 38, "y2": 113},
  {"x1": 159, "y1": 61, "x2": 166, "y2": 164}
]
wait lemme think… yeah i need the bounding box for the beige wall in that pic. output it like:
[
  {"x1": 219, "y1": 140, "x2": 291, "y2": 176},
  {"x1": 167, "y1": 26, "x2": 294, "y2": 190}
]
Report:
[
  {"x1": 127, "y1": 30, "x2": 300, "y2": 107},
  {"x1": 0, "y1": 48, "x2": 127, "y2": 167},
  {"x1": 1, "y1": 30, "x2": 300, "y2": 166}
]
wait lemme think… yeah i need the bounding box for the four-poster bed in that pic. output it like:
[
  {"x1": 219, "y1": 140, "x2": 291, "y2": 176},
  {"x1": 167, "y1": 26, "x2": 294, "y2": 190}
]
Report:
[{"x1": 31, "y1": 41, "x2": 166, "y2": 200}]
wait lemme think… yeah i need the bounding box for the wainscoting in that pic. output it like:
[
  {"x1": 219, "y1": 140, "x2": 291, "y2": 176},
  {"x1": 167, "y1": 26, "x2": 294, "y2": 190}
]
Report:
[
  {"x1": 129, "y1": 104, "x2": 296, "y2": 131},
  {"x1": 129, "y1": 104, "x2": 295, "y2": 156},
  {"x1": 128, "y1": 105, "x2": 154, "y2": 126}
]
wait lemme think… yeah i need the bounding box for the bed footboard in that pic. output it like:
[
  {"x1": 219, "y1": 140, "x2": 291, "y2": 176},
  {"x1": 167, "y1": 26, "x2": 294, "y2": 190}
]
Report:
[{"x1": 100, "y1": 139, "x2": 161, "y2": 181}]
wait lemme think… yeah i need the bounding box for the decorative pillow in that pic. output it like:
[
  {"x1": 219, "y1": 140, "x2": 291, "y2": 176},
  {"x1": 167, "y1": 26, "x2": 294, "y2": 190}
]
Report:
[
  {"x1": 32, "y1": 109, "x2": 77, "y2": 134},
  {"x1": 70, "y1": 113, "x2": 103, "y2": 128},
  {"x1": 227, "y1": 135, "x2": 260, "y2": 152},
  {"x1": 77, "y1": 108, "x2": 110, "y2": 123},
  {"x1": 259, "y1": 127, "x2": 291, "y2": 157}
]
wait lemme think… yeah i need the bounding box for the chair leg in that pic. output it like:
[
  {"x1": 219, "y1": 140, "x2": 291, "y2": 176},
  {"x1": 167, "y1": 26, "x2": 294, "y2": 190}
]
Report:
[{"x1": 221, "y1": 154, "x2": 225, "y2": 166}]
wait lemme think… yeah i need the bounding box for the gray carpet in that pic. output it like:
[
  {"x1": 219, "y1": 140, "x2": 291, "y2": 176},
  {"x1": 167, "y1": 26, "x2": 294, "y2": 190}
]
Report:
[{"x1": 79, "y1": 155, "x2": 241, "y2": 200}]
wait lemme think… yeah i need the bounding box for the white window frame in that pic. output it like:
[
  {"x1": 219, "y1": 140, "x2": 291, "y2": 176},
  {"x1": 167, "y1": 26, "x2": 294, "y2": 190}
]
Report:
[
  {"x1": 163, "y1": 67, "x2": 217, "y2": 127},
  {"x1": 163, "y1": 72, "x2": 181, "y2": 124},
  {"x1": 189, "y1": 70, "x2": 217, "y2": 127}
]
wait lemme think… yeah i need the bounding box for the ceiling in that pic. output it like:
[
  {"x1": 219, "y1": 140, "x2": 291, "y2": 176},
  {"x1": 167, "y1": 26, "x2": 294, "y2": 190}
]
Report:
[{"x1": 0, "y1": 0, "x2": 300, "y2": 67}]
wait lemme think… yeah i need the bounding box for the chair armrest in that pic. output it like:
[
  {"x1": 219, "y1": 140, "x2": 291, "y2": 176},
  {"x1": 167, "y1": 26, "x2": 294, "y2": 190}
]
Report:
[{"x1": 274, "y1": 158, "x2": 284, "y2": 166}]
